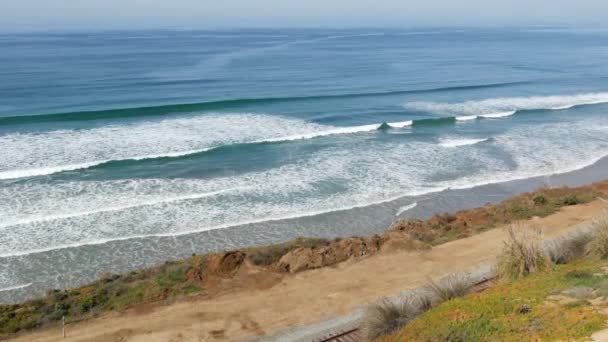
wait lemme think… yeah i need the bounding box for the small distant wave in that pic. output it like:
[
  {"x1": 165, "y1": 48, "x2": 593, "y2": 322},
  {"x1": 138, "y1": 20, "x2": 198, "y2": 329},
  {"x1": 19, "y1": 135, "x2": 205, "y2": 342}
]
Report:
[
  {"x1": 404, "y1": 92, "x2": 608, "y2": 118},
  {"x1": 387, "y1": 120, "x2": 413, "y2": 128},
  {"x1": 455, "y1": 111, "x2": 517, "y2": 121},
  {"x1": 0, "y1": 283, "x2": 32, "y2": 292},
  {"x1": 479, "y1": 111, "x2": 517, "y2": 118},
  {"x1": 396, "y1": 202, "x2": 418, "y2": 216},
  {"x1": 0, "y1": 81, "x2": 526, "y2": 126},
  {"x1": 438, "y1": 138, "x2": 489, "y2": 148}
]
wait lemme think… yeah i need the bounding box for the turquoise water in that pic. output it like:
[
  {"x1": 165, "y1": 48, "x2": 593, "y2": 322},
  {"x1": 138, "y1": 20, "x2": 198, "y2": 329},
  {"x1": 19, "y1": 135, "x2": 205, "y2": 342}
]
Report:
[{"x1": 1, "y1": 28, "x2": 608, "y2": 301}]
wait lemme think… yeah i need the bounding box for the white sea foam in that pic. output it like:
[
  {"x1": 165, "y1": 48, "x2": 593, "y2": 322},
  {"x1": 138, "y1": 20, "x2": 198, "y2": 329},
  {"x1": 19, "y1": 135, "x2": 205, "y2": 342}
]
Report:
[
  {"x1": 387, "y1": 120, "x2": 414, "y2": 127},
  {"x1": 479, "y1": 111, "x2": 516, "y2": 118},
  {"x1": 0, "y1": 283, "x2": 32, "y2": 292},
  {"x1": 0, "y1": 147, "x2": 217, "y2": 180},
  {"x1": 438, "y1": 138, "x2": 489, "y2": 148},
  {"x1": 0, "y1": 189, "x2": 234, "y2": 229},
  {"x1": 455, "y1": 115, "x2": 478, "y2": 121},
  {"x1": 404, "y1": 92, "x2": 608, "y2": 117},
  {"x1": 0, "y1": 114, "x2": 402, "y2": 180},
  {"x1": 0, "y1": 139, "x2": 464, "y2": 257},
  {"x1": 0, "y1": 162, "x2": 106, "y2": 180},
  {"x1": 2, "y1": 118, "x2": 608, "y2": 258},
  {"x1": 396, "y1": 202, "x2": 418, "y2": 216}
]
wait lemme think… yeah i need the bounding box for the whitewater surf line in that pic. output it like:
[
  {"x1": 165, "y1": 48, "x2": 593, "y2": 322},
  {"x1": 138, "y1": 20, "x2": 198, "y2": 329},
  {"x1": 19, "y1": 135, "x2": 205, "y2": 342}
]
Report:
[
  {"x1": 3, "y1": 151, "x2": 607, "y2": 259},
  {"x1": 0, "y1": 283, "x2": 32, "y2": 292},
  {"x1": 1, "y1": 93, "x2": 601, "y2": 181},
  {"x1": 0, "y1": 81, "x2": 527, "y2": 126},
  {"x1": 2, "y1": 97, "x2": 592, "y2": 182},
  {"x1": 0, "y1": 121, "x2": 412, "y2": 180},
  {"x1": 396, "y1": 202, "x2": 418, "y2": 216},
  {"x1": 404, "y1": 91, "x2": 608, "y2": 118},
  {"x1": 479, "y1": 111, "x2": 517, "y2": 118},
  {"x1": 0, "y1": 148, "x2": 214, "y2": 180},
  {"x1": 0, "y1": 188, "x2": 237, "y2": 229},
  {"x1": 438, "y1": 138, "x2": 489, "y2": 148},
  {"x1": 0, "y1": 188, "x2": 443, "y2": 259}
]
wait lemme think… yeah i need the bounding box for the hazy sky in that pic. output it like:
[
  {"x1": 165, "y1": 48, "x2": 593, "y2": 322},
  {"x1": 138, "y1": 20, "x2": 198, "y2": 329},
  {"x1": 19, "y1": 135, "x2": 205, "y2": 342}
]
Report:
[{"x1": 2, "y1": 0, "x2": 608, "y2": 32}]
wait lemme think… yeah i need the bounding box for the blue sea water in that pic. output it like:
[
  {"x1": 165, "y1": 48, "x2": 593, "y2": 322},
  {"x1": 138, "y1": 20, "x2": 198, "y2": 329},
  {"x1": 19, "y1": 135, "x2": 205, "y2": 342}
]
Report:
[{"x1": 1, "y1": 28, "x2": 608, "y2": 301}]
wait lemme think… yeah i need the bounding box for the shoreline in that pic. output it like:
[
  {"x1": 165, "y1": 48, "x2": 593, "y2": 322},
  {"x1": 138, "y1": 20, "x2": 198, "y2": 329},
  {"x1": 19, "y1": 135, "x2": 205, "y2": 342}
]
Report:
[
  {"x1": 6, "y1": 183, "x2": 608, "y2": 341},
  {"x1": 2, "y1": 155, "x2": 608, "y2": 303}
]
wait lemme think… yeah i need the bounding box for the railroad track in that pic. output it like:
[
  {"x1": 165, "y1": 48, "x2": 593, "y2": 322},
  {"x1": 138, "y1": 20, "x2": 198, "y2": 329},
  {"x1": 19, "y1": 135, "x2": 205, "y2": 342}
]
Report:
[
  {"x1": 317, "y1": 327, "x2": 362, "y2": 342},
  {"x1": 317, "y1": 276, "x2": 496, "y2": 342}
]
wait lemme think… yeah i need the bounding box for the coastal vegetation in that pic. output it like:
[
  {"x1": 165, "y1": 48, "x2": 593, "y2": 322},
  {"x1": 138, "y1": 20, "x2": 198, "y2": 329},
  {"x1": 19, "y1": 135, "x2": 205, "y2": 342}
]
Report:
[
  {"x1": 1, "y1": 181, "x2": 606, "y2": 339},
  {"x1": 376, "y1": 259, "x2": 608, "y2": 341},
  {"x1": 371, "y1": 212, "x2": 608, "y2": 341}
]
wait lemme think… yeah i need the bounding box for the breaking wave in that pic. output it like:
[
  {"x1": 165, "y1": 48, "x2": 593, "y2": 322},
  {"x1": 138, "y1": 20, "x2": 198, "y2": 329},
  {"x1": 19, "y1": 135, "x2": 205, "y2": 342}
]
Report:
[
  {"x1": 2, "y1": 91, "x2": 607, "y2": 181},
  {"x1": 404, "y1": 92, "x2": 608, "y2": 117},
  {"x1": 2, "y1": 118, "x2": 607, "y2": 258},
  {"x1": 438, "y1": 138, "x2": 489, "y2": 148},
  {"x1": 396, "y1": 202, "x2": 418, "y2": 216},
  {"x1": 0, "y1": 115, "x2": 413, "y2": 180},
  {"x1": 0, "y1": 283, "x2": 32, "y2": 292}
]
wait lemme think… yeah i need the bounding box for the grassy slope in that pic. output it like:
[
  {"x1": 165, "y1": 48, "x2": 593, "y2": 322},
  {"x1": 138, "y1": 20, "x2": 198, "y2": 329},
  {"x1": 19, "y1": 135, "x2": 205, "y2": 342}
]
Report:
[
  {"x1": 378, "y1": 259, "x2": 608, "y2": 341},
  {"x1": 0, "y1": 257, "x2": 202, "y2": 336},
  {"x1": 0, "y1": 182, "x2": 605, "y2": 338}
]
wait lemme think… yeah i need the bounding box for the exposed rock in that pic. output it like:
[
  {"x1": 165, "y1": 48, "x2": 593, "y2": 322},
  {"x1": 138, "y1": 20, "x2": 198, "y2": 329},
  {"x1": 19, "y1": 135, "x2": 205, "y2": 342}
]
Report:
[
  {"x1": 381, "y1": 231, "x2": 430, "y2": 252},
  {"x1": 276, "y1": 247, "x2": 317, "y2": 273},
  {"x1": 276, "y1": 236, "x2": 381, "y2": 273},
  {"x1": 206, "y1": 251, "x2": 246, "y2": 278}
]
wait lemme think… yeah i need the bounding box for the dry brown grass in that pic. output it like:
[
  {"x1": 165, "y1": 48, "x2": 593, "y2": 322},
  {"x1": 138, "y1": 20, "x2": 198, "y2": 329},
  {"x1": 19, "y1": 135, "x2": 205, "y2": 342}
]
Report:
[
  {"x1": 365, "y1": 297, "x2": 420, "y2": 340},
  {"x1": 364, "y1": 290, "x2": 438, "y2": 340},
  {"x1": 585, "y1": 213, "x2": 608, "y2": 259},
  {"x1": 496, "y1": 224, "x2": 551, "y2": 281},
  {"x1": 425, "y1": 272, "x2": 472, "y2": 302},
  {"x1": 545, "y1": 228, "x2": 593, "y2": 265}
]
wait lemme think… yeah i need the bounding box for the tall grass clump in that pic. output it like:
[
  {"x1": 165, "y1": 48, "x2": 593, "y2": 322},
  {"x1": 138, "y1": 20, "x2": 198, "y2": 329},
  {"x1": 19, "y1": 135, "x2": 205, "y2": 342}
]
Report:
[
  {"x1": 496, "y1": 224, "x2": 551, "y2": 281},
  {"x1": 425, "y1": 272, "x2": 472, "y2": 302},
  {"x1": 585, "y1": 214, "x2": 608, "y2": 259},
  {"x1": 365, "y1": 291, "x2": 436, "y2": 340},
  {"x1": 545, "y1": 228, "x2": 594, "y2": 264},
  {"x1": 365, "y1": 297, "x2": 420, "y2": 340}
]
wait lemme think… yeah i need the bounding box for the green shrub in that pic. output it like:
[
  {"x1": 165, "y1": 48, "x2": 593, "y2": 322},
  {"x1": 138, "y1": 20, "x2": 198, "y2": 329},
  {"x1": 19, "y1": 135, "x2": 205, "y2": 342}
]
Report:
[
  {"x1": 561, "y1": 194, "x2": 582, "y2": 206},
  {"x1": 385, "y1": 260, "x2": 607, "y2": 342},
  {"x1": 533, "y1": 194, "x2": 548, "y2": 206},
  {"x1": 79, "y1": 295, "x2": 96, "y2": 313},
  {"x1": 565, "y1": 269, "x2": 593, "y2": 279}
]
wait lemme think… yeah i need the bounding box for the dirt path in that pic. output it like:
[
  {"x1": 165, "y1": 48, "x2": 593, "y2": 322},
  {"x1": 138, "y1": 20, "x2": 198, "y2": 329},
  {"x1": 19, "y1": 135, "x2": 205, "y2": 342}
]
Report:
[{"x1": 13, "y1": 201, "x2": 606, "y2": 342}]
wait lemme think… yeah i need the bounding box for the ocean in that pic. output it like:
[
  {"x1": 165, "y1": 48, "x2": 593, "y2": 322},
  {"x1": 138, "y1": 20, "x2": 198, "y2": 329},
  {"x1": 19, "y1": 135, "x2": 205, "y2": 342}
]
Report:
[{"x1": 1, "y1": 28, "x2": 608, "y2": 302}]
